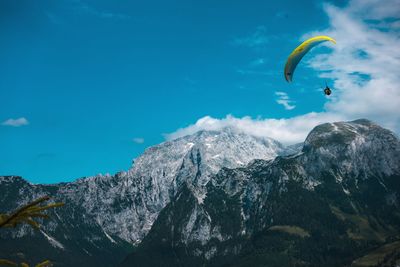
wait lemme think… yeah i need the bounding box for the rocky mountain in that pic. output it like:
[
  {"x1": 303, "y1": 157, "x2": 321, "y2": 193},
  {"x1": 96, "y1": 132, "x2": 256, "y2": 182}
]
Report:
[
  {"x1": 0, "y1": 128, "x2": 291, "y2": 266},
  {"x1": 120, "y1": 119, "x2": 400, "y2": 267}
]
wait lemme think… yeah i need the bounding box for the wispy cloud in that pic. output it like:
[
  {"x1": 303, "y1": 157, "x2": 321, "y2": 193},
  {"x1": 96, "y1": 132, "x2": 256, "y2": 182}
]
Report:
[
  {"x1": 73, "y1": 1, "x2": 130, "y2": 20},
  {"x1": 132, "y1": 137, "x2": 145, "y2": 144},
  {"x1": 249, "y1": 58, "x2": 266, "y2": 67},
  {"x1": 303, "y1": 0, "x2": 400, "y2": 132},
  {"x1": 2, "y1": 117, "x2": 29, "y2": 127},
  {"x1": 232, "y1": 26, "x2": 269, "y2": 48},
  {"x1": 236, "y1": 69, "x2": 276, "y2": 76},
  {"x1": 45, "y1": 12, "x2": 65, "y2": 25},
  {"x1": 275, "y1": 11, "x2": 289, "y2": 19},
  {"x1": 275, "y1": 91, "x2": 296, "y2": 110}
]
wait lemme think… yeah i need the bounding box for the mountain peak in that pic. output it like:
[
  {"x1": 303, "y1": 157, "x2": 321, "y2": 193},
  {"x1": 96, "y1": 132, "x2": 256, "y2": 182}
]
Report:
[
  {"x1": 304, "y1": 119, "x2": 380, "y2": 150},
  {"x1": 0, "y1": 175, "x2": 29, "y2": 185},
  {"x1": 95, "y1": 127, "x2": 290, "y2": 244},
  {"x1": 131, "y1": 126, "x2": 287, "y2": 184},
  {"x1": 302, "y1": 119, "x2": 400, "y2": 178},
  {"x1": 120, "y1": 120, "x2": 400, "y2": 267}
]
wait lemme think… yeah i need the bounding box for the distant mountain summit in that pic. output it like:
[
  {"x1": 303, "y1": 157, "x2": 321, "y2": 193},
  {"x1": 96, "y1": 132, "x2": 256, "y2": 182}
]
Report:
[
  {"x1": 121, "y1": 119, "x2": 400, "y2": 267},
  {"x1": 0, "y1": 127, "x2": 291, "y2": 266}
]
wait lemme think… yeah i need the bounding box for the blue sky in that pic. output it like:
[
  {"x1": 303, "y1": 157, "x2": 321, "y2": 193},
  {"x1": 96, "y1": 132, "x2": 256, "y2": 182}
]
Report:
[{"x1": 1, "y1": 0, "x2": 398, "y2": 183}]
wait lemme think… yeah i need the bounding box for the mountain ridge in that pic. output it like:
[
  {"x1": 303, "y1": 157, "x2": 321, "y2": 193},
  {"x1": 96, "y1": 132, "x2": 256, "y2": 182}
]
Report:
[
  {"x1": 2, "y1": 119, "x2": 399, "y2": 267},
  {"x1": 120, "y1": 119, "x2": 400, "y2": 267},
  {"x1": 1, "y1": 127, "x2": 292, "y2": 266}
]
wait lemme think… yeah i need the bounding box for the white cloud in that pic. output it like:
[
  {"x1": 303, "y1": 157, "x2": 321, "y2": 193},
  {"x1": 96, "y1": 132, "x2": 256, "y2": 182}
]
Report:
[
  {"x1": 132, "y1": 137, "x2": 145, "y2": 144},
  {"x1": 275, "y1": 91, "x2": 296, "y2": 110},
  {"x1": 166, "y1": 0, "x2": 399, "y2": 145},
  {"x1": 346, "y1": 0, "x2": 400, "y2": 20},
  {"x1": 2, "y1": 117, "x2": 29, "y2": 127},
  {"x1": 303, "y1": 0, "x2": 400, "y2": 132},
  {"x1": 165, "y1": 113, "x2": 343, "y2": 145}
]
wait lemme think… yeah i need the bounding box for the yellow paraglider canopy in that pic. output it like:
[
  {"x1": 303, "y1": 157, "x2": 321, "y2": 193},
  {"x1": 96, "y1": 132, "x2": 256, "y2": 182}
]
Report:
[{"x1": 284, "y1": 35, "x2": 336, "y2": 82}]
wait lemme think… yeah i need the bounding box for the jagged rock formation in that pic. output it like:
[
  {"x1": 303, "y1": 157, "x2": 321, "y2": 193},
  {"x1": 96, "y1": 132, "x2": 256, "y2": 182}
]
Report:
[
  {"x1": 0, "y1": 128, "x2": 291, "y2": 266},
  {"x1": 120, "y1": 119, "x2": 400, "y2": 267},
  {"x1": 2, "y1": 119, "x2": 399, "y2": 267}
]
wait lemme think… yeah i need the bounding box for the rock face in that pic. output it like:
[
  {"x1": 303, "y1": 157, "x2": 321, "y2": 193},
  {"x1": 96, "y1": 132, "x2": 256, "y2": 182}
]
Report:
[
  {"x1": 2, "y1": 119, "x2": 399, "y2": 267},
  {"x1": 0, "y1": 128, "x2": 290, "y2": 266},
  {"x1": 120, "y1": 119, "x2": 400, "y2": 267}
]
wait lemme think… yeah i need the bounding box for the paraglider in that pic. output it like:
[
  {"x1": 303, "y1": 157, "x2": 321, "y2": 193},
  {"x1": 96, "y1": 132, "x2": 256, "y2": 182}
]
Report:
[
  {"x1": 284, "y1": 35, "x2": 336, "y2": 83},
  {"x1": 323, "y1": 83, "x2": 331, "y2": 96}
]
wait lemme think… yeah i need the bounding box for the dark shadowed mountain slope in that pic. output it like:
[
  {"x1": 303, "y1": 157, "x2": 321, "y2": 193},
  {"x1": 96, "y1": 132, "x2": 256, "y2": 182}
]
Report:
[
  {"x1": 0, "y1": 128, "x2": 290, "y2": 266},
  {"x1": 120, "y1": 119, "x2": 400, "y2": 267}
]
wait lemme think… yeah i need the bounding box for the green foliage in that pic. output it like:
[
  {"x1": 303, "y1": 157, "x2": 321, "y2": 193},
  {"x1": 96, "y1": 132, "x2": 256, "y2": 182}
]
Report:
[
  {"x1": 0, "y1": 196, "x2": 64, "y2": 267},
  {"x1": 0, "y1": 260, "x2": 52, "y2": 267},
  {"x1": 0, "y1": 259, "x2": 18, "y2": 267},
  {"x1": 352, "y1": 241, "x2": 400, "y2": 267},
  {"x1": 0, "y1": 196, "x2": 64, "y2": 229},
  {"x1": 268, "y1": 225, "x2": 310, "y2": 238}
]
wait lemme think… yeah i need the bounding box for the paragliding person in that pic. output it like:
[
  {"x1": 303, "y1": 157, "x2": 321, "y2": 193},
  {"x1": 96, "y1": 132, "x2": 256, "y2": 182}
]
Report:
[
  {"x1": 324, "y1": 83, "x2": 331, "y2": 96},
  {"x1": 284, "y1": 35, "x2": 336, "y2": 87}
]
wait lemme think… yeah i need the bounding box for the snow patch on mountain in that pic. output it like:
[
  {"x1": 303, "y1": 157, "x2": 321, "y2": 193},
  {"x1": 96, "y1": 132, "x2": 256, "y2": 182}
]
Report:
[
  {"x1": 51, "y1": 127, "x2": 292, "y2": 244},
  {"x1": 137, "y1": 119, "x2": 400, "y2": 263},
  {"x1": 40, "y1": 230, "x2": 65, "y2": 250}
]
